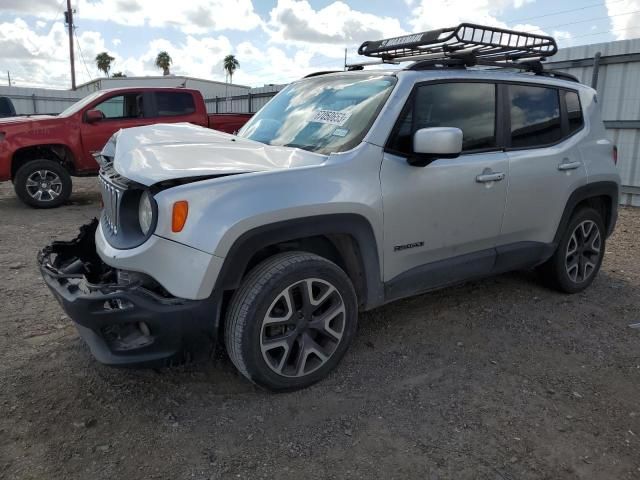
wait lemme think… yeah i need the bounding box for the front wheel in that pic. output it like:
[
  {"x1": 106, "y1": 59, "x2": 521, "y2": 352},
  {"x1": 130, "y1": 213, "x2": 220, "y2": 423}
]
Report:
[
  {"x1": 14, "y1": 159, "x2": 72, "y2": 208},
  {"x1": 224, "y1": 252, "x2": 358, "y2": 391},
  {"x1": 538, "y1": 207, "x2": 606, "y2": 293}
]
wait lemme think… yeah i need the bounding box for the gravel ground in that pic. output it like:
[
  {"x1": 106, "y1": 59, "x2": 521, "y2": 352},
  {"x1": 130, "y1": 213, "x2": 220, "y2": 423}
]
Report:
[{"x1": 1, "y1": 178, "x2": 639, "y2": 480}]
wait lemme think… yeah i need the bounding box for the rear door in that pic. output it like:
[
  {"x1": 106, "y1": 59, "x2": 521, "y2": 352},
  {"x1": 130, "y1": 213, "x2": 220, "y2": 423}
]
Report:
[
  {"x1": 79, "y1": 91, "x2": 151, "y2": 170},
  {"x1": 499, "y1": 84, "x2": 588, "y2": 247},
  {"x1": 380, "y1": 81, "x2": 509, "y2": 297}
]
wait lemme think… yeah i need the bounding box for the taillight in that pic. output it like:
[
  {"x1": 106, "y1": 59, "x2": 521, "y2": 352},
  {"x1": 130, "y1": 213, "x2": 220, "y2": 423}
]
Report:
[{"x1": 612, "y1": 145, "x2": 618, "y2": 165}]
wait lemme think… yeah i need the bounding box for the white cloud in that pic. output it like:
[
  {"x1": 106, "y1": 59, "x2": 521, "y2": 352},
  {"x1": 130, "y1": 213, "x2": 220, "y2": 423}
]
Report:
[
  {"x1": 605, "y1": 0, "x2": 640, "y2": 40},
  {"x1": 0, "y1": 17, "x2": 108, "y2": 87},
  {"x1": 78, "y1": 0, "x2": 262, "y2": 33},
  {"x1": 267, "y1": 0, "x2": 405, "y2": 46},
  {"x1": 112, "y1": 38, "x2": 121, "y2": 46}
]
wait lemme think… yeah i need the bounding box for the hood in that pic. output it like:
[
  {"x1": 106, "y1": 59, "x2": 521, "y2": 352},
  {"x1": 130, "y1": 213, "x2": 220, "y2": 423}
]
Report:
[
  {"x1": 0, "y1": 115, "x2": 57, "y2": 126},
  {"x1": 104, "y1": 122, "x2": 327, "y2": 186}
]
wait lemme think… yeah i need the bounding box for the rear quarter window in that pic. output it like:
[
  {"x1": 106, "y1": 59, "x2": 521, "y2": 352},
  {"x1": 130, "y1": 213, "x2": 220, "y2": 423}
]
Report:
[{"x1": 565, "y1": 90, "x2": 584, "y2": 135}]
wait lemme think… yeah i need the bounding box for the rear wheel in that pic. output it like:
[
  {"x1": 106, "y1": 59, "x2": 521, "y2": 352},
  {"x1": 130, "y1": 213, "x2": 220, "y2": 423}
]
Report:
[
  {"x1": 14, "y1": 159, "x2": 72, "y2": 208},
  {"x1": 224, "y1": 252, "x2": 358, "y2": 391},
  {"x1": 538, "y1": 207, "x2": 605, "y2": 293}
]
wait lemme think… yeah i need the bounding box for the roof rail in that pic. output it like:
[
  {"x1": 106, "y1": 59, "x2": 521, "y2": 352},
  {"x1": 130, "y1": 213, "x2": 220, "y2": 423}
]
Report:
[{"x1": 358, "y1": 23, "x2": 557, "y2": 63}]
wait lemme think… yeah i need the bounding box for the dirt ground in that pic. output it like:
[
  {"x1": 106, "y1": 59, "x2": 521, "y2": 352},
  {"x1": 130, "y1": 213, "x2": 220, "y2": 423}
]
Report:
[{"x1": 1, "y1": 178, "x2": 639, "y2": 480}]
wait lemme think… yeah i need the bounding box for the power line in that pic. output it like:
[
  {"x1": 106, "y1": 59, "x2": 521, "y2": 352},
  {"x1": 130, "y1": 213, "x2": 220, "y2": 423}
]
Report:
[
  {"x1": 505, "y1": 0, "x2": 626, "y2": 24},
  {"x1": 557, "y1": 23, "x2": 640, "y2": 43},
  {"x1": 73, "y1": 28, "x2": 93, "y2": 84},
  {"x1": 529, "y1": 9, "x2": 640, "y2": 33}
]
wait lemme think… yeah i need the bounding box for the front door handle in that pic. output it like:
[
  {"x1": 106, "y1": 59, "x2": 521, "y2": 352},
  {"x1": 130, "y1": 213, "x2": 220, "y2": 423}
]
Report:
[
  {"x1": 558, "y1": 159, "x2": 582, "y2": 171},
  {"x1": 476, "y1": 171, "x2": 505, "y2": 183}
]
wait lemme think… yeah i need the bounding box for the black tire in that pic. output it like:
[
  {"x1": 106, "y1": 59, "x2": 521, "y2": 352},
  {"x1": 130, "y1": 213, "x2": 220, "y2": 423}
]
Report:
[
  {"x1": 14, "y1": 159, "x2": 72, "y2": 208},
  {"x1": 224, "y1": 251, "x2": 358, "y2": 392},
  {"x1": 537, "y1": 207, "x2": 606, "y2": 293}
]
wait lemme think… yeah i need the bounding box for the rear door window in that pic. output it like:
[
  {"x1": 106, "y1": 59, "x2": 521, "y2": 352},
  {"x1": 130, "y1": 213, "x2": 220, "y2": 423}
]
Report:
[
  {"x1": 154, "y1": 92, "x2": 196, "y2": 117},
  {"x1": 509, "y1": 85, "x2": 562, "y2": 148}
]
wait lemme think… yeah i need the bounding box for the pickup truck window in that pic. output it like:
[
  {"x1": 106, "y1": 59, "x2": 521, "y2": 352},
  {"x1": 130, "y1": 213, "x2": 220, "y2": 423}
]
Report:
[
  {"x1": 155, "y1": 92, "x2": 195, "y2": 116},
  {"x1": 58, "y1": 91, "x2": 104, "y2": 117},
  {"x1": 95, "y1": 93, "x2": 143, "y2": 119},
  {"x1": 237, "y1": 74, "x2": 396, "y2": 155}
]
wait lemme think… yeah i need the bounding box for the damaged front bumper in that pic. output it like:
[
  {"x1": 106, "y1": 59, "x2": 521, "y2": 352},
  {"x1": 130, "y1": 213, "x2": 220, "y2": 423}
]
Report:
[{"x1": 38, "y1": 219, "x2": 219, "y2": 367}]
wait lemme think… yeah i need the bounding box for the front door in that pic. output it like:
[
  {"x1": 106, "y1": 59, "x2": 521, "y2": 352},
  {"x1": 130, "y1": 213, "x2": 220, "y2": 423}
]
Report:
[
  {"x1": 79, "y1": 92, "x2": 150, "y2": 170},
  {"x1": 380, "y1": 81, "x2": 508, "y2": 296}
]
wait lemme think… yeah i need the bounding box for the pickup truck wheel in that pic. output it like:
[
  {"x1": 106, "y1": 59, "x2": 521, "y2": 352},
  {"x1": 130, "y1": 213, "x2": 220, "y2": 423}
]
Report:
[
  {"x1": 537, "y1": 207, "x2": 605, "y2": 293},
  {"x1": 14, "y1": 160, "x2": 72, "y2": 208},
  {"x1": 224, "y1": 252, "x2": 358, "y2": 392}
]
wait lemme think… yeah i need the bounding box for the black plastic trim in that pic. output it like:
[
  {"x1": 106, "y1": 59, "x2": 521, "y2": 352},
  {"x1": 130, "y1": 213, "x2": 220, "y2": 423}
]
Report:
[
  {"x1": 214, "y1": 214, "x2": 384, "y2": 310},
  {"x1": 554, "y1": 181, "x2": 619, "y2": 242}
]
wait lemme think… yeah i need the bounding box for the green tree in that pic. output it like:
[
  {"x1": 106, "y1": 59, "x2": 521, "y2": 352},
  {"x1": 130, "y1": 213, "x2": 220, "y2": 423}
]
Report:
[
  {"x1": 111, "y1": 72, "x2": 126, "y2": 78},
  {"x1": 155, "y1": 51, "x2": 172, "y2": 76},
  {"x1": 223, "y1": 54, "x2": 240, "y2": 83},
  {"x1": 95, "y1": 52, "x2": 115, "y2": 77}
]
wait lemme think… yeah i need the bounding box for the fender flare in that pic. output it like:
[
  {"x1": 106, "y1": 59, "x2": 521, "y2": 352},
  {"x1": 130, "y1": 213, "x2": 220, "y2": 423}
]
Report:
[
  {"x1": 213, "y1": 214, "x2": 384, "y2": 310},
  {"x1": 553, "y1": 181, "x2": 619, "y2": 243}
]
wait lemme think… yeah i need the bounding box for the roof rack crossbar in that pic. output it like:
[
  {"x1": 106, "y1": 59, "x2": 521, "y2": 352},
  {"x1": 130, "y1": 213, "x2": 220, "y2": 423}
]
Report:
[{"x1": 358, "y1": 23, "x2": 557, "y2": 63}]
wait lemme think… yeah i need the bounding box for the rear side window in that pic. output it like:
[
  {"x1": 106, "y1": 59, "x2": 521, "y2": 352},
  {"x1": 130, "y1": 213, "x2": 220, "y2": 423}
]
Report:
[
  {"x1": 509, "y1": 85, "x2": 562, "y2": 148},
  {"x1": 155, "y1": 92, "x2": 195, "y2": 116},
  {"x1": 388, "y1": 82, "x2": 496, "y2": 155},
  {"x1": 565, "y1": 91, "x2": 584, "y2": 135}
]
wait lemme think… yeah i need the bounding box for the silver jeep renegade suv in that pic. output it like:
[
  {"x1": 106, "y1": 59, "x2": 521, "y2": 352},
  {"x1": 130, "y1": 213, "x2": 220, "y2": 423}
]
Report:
[{"x1": 40, "y1": 25, "x2": 620, "y2": 391}]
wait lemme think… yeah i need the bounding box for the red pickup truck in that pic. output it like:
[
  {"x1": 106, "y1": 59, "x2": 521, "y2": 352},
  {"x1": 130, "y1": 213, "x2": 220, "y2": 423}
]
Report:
[{"x1": 0, "y1": 87, "x2": 252, "y2": 208}]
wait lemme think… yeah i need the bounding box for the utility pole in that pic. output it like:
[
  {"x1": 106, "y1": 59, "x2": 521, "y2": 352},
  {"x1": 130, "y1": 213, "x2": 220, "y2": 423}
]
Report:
[
  {"x1": 344, "y1": 48, "x2": 347, "y2": 71},
  {"x1": 7, "y1": 71, "x2": 11, "y2": 87},
  {"x1": 65, "y1": 0, "x2": 76, "y2": 90}
]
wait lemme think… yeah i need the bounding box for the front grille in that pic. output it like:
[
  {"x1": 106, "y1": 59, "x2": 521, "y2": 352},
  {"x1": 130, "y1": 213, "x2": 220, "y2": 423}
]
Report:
[{"x1": 99, "y1": 173, "x2": 124, "y2": 235}]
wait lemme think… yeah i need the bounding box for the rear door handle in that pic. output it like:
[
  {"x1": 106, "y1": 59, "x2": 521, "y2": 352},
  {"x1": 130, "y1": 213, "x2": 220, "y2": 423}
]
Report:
[
  {"x1": 558, "y1": 160, "x2": 582, "y2": 171},
  {"x1": 476, "y1": 172, "x2": 505, "y2": 183}
]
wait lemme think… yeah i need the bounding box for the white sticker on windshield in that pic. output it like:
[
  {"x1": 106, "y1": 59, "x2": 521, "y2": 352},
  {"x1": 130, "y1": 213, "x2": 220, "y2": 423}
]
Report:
[{"x1": 310, "y1": 110, "x2": 351, "y2": 126}]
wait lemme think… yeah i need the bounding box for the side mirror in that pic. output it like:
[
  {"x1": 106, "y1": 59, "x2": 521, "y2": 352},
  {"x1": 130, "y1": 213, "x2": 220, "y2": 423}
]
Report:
[
  {"x1": 409, "y1": 127, "x2": 463, "y2": 167},
  {"x1": 85, "y1": 109, "x2": 105, "y2": 123}
]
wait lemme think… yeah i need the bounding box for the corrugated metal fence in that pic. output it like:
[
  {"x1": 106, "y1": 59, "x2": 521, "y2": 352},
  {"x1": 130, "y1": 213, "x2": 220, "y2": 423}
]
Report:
[
  {"x1": 548, "y1": 39, "x2": 640, "y2": 206},
  {"x1": 204, "y1": 84, "x2": 284, "y2": 114},
  {"x1": 0, "y1": 86, "x2": 82, "y2": 115}
]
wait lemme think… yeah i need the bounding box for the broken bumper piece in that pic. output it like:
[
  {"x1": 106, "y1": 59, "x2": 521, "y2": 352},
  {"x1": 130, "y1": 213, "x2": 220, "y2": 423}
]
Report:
[{"x1": 38, "y1": 219, "x2": 218, "y2": 367}]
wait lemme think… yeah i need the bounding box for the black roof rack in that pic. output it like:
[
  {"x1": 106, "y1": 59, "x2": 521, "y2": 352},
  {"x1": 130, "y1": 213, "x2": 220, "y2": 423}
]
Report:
[{"x1": 358, "y1": 23, "x2": 557, "y2": 62}]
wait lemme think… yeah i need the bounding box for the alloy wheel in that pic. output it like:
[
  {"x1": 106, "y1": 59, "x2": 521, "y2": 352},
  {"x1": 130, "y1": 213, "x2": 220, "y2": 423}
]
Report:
[
  {"x1": 565, "y1": 220, "x2": 602, "y2": 283},
  {"x1": 25, "y1": 170, "x2": 63, "y2": 202},
  {"x1": 260, "y1": 278, "x2": 346, "y2": 378}
]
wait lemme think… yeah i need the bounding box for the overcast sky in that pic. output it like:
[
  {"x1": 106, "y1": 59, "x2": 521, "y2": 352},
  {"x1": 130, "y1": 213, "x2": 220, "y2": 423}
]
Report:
[{"x1": 1, "y1": 0, "x2": 639, "y2": 90}]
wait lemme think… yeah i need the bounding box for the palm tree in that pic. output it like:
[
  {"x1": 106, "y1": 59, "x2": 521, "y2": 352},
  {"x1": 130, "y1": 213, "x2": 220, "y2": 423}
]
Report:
[
  {"x1": 155, "y1": 51, "x2": 172, "y2": 76},
  {"x1": 95, "y1": 52, "x2": 115, "y2": 77},
  {"x1": 111, "y1": 72, "x2": 126, "y2": 78},
  {"x1": 223, "y1": 55, "x2": 239, "y2": 83}
]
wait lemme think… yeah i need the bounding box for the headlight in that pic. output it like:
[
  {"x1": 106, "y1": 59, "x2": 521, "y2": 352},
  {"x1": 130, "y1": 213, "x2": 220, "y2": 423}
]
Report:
[{"x1": 138, "y1": 191, "x2": 154, "y2": 235}]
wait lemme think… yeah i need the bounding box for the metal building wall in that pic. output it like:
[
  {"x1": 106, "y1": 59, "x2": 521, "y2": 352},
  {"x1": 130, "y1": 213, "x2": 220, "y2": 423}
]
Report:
[
  {"x1": 548, "y1": 39, "x2": 640, "y2": 206},
  {"x1": 75, "y1": 76, "x2": 250, "y2": 99},
  {"x1": 0, "y1": 86, "x2": 82, "y2": 115}
]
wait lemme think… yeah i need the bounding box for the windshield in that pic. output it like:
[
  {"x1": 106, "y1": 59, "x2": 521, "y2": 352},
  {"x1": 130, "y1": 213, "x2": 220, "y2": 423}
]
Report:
[
  {"x1": 58, "y1": 91, "x2": 104, "y2": 117},
  {"x1": 237, "y1": 74, "x2": 396, "y2": 154}
]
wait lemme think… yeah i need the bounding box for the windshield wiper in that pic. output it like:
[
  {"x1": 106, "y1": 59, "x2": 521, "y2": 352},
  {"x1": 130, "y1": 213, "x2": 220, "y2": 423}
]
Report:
[{"x1": 282, "y1": 143, "x2": 317, "y2": 152}]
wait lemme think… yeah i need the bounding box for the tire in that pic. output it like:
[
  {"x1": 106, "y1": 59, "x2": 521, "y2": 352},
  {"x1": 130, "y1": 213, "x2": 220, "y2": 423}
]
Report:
[
  {"x1": 224, "y1": 251, "x2": 358, "y2": 392},
  {"x1": 538, "y1": 207, "x2": 606, "y2": 293},
  {"x1": 14, "y1": 159, "x2": 72, "y2": 208}
]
